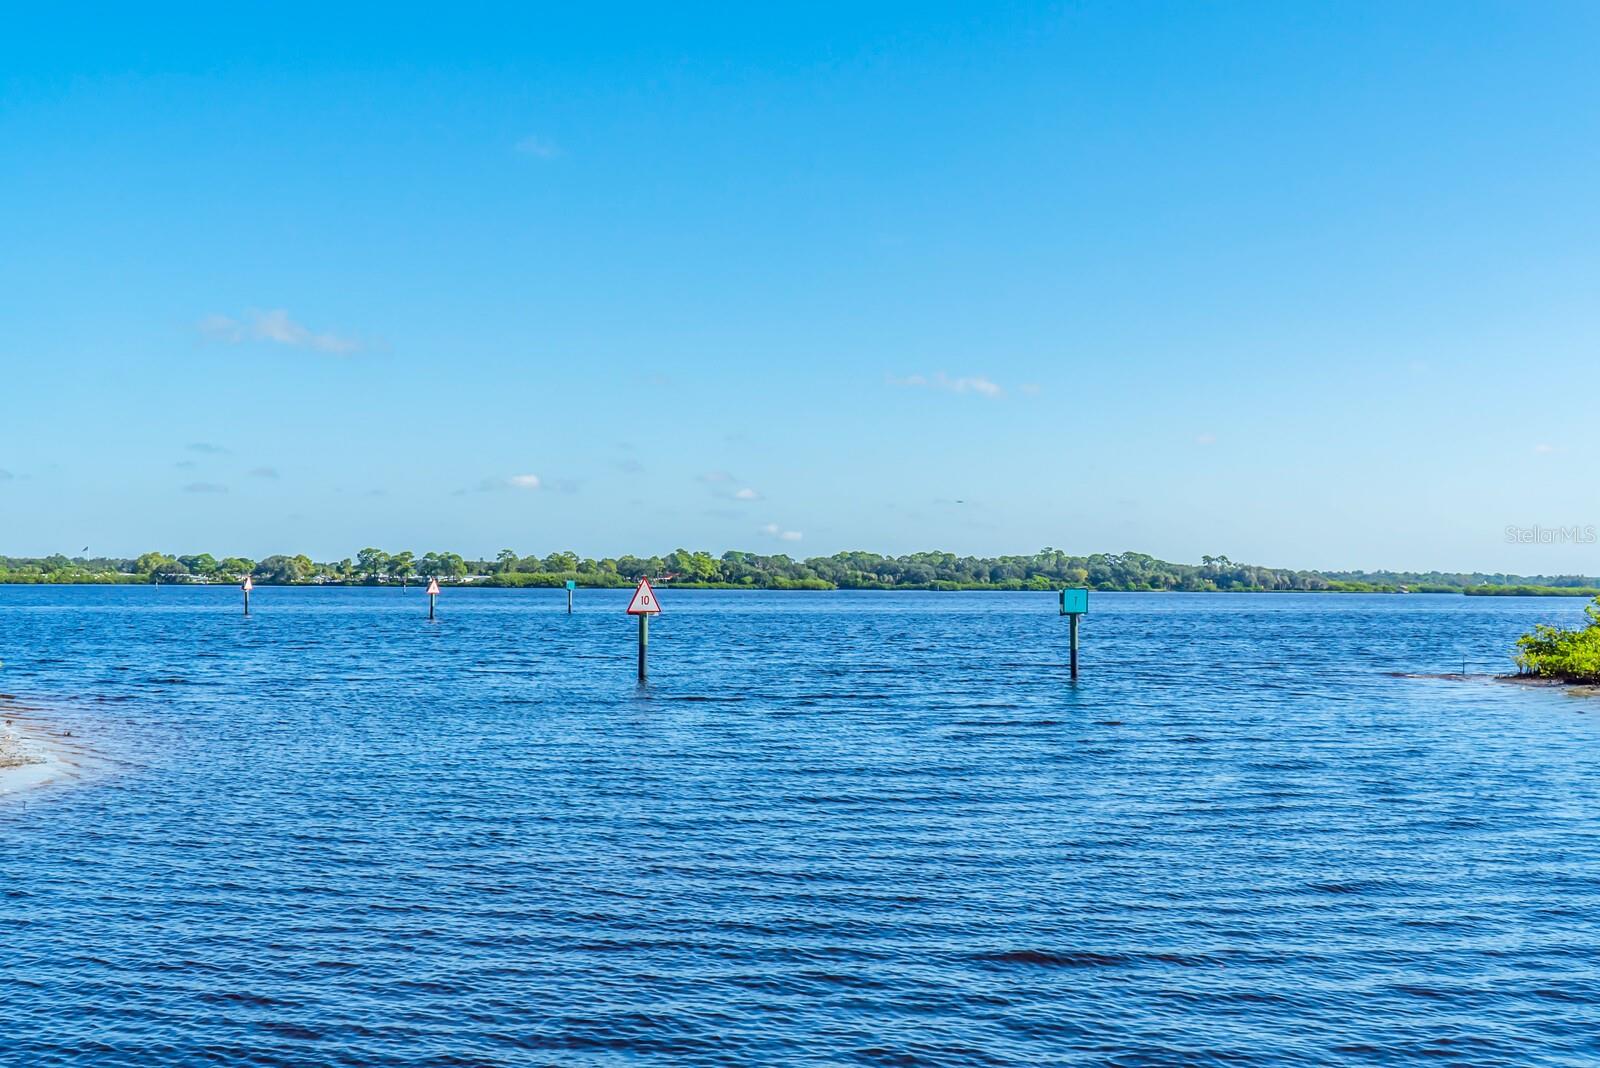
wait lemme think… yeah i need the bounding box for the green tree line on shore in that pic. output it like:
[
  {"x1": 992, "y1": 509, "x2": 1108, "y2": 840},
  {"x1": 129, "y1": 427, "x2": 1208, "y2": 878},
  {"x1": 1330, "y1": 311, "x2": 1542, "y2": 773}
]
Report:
[{"x1": 1, "y1": 548, "x2": 1596, "y2": 594}]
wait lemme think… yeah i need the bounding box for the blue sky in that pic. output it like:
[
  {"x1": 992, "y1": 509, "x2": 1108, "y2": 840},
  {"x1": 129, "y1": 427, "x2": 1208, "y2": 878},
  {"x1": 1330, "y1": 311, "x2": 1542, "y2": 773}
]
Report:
[{"x1": 2, "y1": 3, "x2": 1598, "y2": 573}]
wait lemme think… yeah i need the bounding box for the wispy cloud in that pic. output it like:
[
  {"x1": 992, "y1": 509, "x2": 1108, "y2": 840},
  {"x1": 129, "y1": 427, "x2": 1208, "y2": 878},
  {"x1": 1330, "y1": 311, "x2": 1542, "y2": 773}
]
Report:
[
  {"x1": 1195, "y1": 433, "x2": 1217, "y2": 446},
  {"x1": 186, "y1": 442, "x2": 230, "y2": 455},
  {"x1": 694, "y1": 466, "x2": 761, "y2": 502},
  {"x1": 760, "y1": 522, "x2": 803, "y2": 542},
  {"x1": 198, "y1": 309, "x2": 361, "y2": 355},
  {"x1": 196, "y1": 314, "x2": 243, "y2": 341},
  {"x1": 698, "y1": 472, "x2": 764, "y2": 501},
  {"x1": 888, "y1": 372, "x2": 1003, "y2": 397},
  {"x1": 458, "y1": 473, "x2": 546, "y2": 496},
  {"x1": 183, "y1": 482, "x2": 228, "y2": 494},
  {"x1": 515, "y1": 135, "x2": 561, "y2": 159},
  {"x1": 248, "y1": 466, "x2": 280, "y2": 479},
  {"x1": 0, "y1": 469, "x2": 13, "y2": 481},
  {"x1": 1534, "y1": 443, "x2": 1557, "y2": 455}
]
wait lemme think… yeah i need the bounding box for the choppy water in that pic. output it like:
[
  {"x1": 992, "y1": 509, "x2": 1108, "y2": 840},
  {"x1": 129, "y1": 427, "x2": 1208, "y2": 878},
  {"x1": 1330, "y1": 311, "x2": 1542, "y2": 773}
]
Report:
[{"x1": 2, "y1": 587, "x2": 1598, "y2": 1066}]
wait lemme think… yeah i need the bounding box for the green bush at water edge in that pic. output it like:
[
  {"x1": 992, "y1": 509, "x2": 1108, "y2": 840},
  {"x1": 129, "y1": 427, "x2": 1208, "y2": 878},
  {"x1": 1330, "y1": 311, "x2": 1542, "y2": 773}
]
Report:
[{"x1": 1516, "y1": 597, "x2": 1600, "y2": 683}]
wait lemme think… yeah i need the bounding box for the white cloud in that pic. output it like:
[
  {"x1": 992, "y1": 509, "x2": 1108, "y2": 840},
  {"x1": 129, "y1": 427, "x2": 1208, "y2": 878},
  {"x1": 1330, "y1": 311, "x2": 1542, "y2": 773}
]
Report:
[
  {"x1": 248, "y1": 467, "x2": 279, "y2": 478},
  {"x1": 198, "y1": 309, "x2": 360, "y2": 355},
  {"x1": 459, "y1": 473, "x2": 551, "y2": 495},
  {"x1": 760, "y1": 522, "x2": 802, "y2": 541},
  {"x1": 1534, "y1": 443, "x2": 1556, "y2": 454},
  {"x1": 183, "y1": 482, "x2": 228, "y2": 494},
  {"x1": 700, "y1": 472, "x2": 762, "y2": 502},
  {"x1": 186, "y1": 442, "x2": 230, "y2": 455},
  {"x1": 1195, "y1": 433, "x2": 1217, "y2": 446},
  {"x1": 888, "y1": 372, "x2": 1003, "y2": 397},
  {"x1": 516, "y1": 135, "x2": 561, "y2": 159}
]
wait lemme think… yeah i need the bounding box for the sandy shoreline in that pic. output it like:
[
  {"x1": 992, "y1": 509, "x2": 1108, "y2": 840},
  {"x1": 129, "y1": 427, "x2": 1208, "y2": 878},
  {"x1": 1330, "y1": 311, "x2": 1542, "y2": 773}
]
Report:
[
  {"x1": 1488, "y1": 674, "x2": 1600, "y2": 695},
  {"x1": 1391, "y1": 671, "x2": 1600, "y2": 696},
  {"x1": 0, "y1": 707, "x2": 81, "y2": 798}
]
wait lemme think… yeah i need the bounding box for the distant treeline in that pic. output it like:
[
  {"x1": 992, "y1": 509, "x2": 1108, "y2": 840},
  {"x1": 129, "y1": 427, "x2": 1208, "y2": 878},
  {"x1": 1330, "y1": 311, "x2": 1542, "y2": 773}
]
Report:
[
  {"x1": 1465, "y1": 585, "x2": 1600, "y2": 598},
  {"x1": 1, "y1": 548, "x2": 1597, "y2": 594}
]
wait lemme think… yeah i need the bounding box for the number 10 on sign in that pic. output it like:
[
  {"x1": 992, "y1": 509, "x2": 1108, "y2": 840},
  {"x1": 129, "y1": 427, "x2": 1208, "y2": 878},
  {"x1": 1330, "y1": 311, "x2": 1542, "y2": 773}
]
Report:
[{"x1": 627, "y1": 579, "x2": 661, "y2": 680}]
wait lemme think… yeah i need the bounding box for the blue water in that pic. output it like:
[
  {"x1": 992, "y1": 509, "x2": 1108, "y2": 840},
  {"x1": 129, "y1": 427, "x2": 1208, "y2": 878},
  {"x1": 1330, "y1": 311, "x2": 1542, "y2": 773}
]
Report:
[{"x1": 2, "y1": 587, "x2": 1598, "y2": 1066}]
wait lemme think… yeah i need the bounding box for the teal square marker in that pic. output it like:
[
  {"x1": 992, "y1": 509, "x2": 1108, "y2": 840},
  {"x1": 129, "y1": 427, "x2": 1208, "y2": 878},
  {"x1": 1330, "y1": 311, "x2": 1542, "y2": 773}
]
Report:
[
  {"x1": 565, "y1": 579, "x2": 577, "y2": 590},
  {"x1": 1060, "y1": 588, "x2": 1088, "y2": 615}
]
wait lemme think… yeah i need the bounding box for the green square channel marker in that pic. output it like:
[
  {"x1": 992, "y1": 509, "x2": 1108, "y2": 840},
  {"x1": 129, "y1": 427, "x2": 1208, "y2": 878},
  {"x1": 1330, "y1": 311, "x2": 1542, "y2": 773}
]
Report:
[
  {"x1": 565, "y1": 579, "x2": 576, "y2": 590},
  {"x1": 1060, "y1": 587, "x2": 1089, "y2": 615}
]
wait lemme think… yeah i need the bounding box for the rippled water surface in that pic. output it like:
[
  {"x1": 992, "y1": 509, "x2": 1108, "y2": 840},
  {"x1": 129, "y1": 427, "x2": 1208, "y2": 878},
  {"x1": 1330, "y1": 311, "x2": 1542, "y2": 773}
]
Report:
[{"x1": 2, "y1": 587, "x2": 1598, "y2": 1065}]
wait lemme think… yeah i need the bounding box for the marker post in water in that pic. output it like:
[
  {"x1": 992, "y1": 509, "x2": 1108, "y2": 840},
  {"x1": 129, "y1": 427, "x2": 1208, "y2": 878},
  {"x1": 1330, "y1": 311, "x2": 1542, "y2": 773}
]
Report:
[
  {"x1": 426, "y1": 577, "x2": 440, "y2": 620},
  {"x1": 1060, "y1": 587, "x2": 1088, "y2": 679},
  {"x1": 241, "y1": 575, "x2": 253, "y2": 616},
  {"x1": 626, "y1": 578, "x2": 661, "y2": 681},
  {"x1": 565, "y1": 578, "x2": 576, "y2": 615}
]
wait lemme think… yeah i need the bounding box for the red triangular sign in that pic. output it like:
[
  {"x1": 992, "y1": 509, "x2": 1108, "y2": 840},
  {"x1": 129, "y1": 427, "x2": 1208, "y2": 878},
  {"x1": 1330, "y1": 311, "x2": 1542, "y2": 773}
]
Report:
[
  {"x1": 241, "y1": 576, "x2": 253, "y2": 592},
  {"x1": 626, "y1": 577, "x2": 660, "y2": 615},
  {"x1": 426, "y1": 577, "x2": 440, "y2": 596}
]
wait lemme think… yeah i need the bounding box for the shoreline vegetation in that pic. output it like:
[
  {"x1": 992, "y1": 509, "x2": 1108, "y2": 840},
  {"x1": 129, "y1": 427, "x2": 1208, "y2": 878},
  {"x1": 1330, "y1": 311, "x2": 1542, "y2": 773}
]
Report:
[
  {"x1": 1515, "y1": 596, "x2": 1600, "y2": 684},
  {"x1": 2, "y1": 548, "x2": 1597, "y2": 596}
]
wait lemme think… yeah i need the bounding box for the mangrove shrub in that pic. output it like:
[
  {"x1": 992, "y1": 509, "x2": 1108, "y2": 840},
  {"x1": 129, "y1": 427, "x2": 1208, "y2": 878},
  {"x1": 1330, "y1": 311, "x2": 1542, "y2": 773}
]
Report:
[{"x1": 1516, "y1": 597, "x2": 1600, "y2": 682}]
